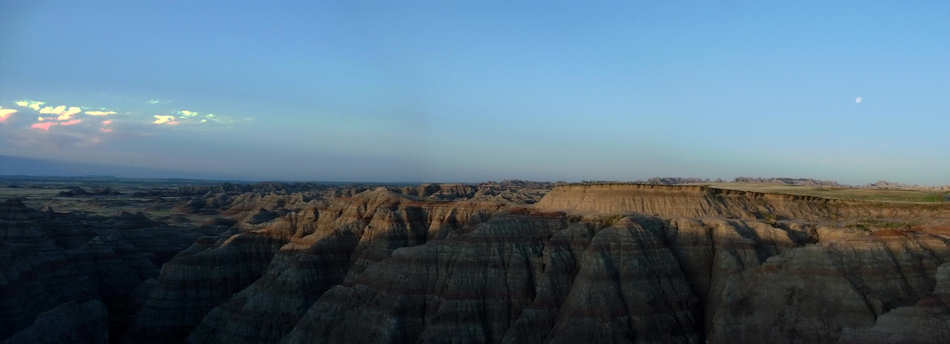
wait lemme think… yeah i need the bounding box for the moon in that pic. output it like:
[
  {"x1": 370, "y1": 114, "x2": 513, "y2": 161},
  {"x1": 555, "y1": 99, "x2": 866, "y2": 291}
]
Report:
[{"x1": 855, "y1": 97, "x2": 863, "y2": 104}]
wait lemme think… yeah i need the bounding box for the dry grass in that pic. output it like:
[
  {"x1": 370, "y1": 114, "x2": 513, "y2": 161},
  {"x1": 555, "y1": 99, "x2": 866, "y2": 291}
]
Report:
[
  {"x1": 0, "y1": 185, "x2": 212, "y2": 223},
  {"x1": 701, "y1": 183, "x2": 947, "y2": 204}
]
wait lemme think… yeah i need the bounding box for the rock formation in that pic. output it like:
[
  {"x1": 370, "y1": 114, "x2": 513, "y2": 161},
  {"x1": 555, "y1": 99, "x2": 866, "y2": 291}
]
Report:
[
  {"x1": 4, "y1": 182, "x2": 950, "y2": 343},
  {"x1": 3, "y1": 300, "x2": 109, "y2": 344},
  {"x1": 0, "y1": 199, "x2": 204, "y2": 343}
]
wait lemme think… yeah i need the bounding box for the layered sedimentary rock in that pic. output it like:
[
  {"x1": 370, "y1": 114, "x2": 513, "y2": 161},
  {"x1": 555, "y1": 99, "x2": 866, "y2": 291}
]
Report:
[
  {"x1": 176, "y1": 189, "x2": 510, "y2": 343},
  {"x1": 535, "y1": 184, "x2": 945, "y2": 220},
  {"x1": 279, "y1": 214, "x2": 802, "y2": 343},
  {"x1": 838, "y1": 255, "x2": 950, "y2": 343},
  {"x1": 124, "y1": 232, "x2": 289, "y2": 343},
  {"x1": 275, "y1": 184, "x2": 949, "y2": 343},
  {"x1": 3, "y1": 299, "x2": 109, "y2": 344},
  {"x1": 7, "y1": 182, "x2": 950, "y2": 343},
  {"x1": 0, "y1": 199, "x2": 203, "y2": 342}
]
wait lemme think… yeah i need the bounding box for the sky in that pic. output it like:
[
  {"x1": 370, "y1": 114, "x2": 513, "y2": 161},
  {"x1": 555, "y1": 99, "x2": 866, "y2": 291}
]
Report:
[{"x1": 1, "y1": 1, "x2": 948, "y2": 184}]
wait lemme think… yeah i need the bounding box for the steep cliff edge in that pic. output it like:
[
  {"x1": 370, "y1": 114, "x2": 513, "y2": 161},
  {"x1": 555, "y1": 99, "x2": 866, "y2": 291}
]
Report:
[
  {"x1": 9, "y1": 183, "x2": 949, "y2": 343},
  {"x1": 275, "y1": 184, "x2": 949, "y2": 343},
  {"x1": 535, "y1": 184, "x2": 946, "y2": 221},
  {"x1": 181, "y1": 188, "x2": 511, "y2": 344}
]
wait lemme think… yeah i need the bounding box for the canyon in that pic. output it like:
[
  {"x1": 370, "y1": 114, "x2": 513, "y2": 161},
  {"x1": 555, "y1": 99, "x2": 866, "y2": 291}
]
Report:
[{"x1": 2, "y1": 180, "x2": 949, "y2": 343}]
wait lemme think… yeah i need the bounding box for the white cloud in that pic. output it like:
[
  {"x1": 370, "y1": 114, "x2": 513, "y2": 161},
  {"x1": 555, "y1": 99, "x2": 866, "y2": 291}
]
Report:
[
  {"x1": 178, "y1": 110, "x2": 199, "y2": 118},
  {"x1": 153, "y1": 115, "x2": 179, "y2": 125},
  {"x1": 38, "y1": 105, "x2": 66, "y2": 115},
  {"x1": 35, "y1": 104, "x2": 83, "y2": 120},
  {"x1": 85, "y1": 110, "x2": 117, "y2": 116},
  {"x1": 15, "y1": 100, "x2": 44, "y2": 111},
  {"x1": 14, "y1": 97, "x2": 247, "y2": 130},
  {"x1": 855, "y1": 97, "x2": 863, "y2": 104},
  {"x1": 171, "y1": 110, "x2": 237, "y2": 125},
  {"x1": 58, "y1": 106, "x2": 82, "y2": 120}
]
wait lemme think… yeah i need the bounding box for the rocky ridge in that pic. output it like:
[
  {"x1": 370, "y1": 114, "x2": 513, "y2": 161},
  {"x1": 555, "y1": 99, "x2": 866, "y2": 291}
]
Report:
[{"x1": 4, "y1": 182, "x2": 950, "y2": 343}]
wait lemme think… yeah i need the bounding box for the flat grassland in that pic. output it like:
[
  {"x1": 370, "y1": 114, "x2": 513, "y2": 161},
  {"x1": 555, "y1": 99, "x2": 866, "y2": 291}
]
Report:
[{"x1": 703, "y1": 182, "x2": 948, "y2": 204}]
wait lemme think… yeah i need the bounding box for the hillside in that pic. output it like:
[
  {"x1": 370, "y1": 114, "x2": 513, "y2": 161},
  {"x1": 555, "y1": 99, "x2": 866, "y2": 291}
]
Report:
[{"x1": 2, "y1": 181, "x2": 949, "y2": 343}]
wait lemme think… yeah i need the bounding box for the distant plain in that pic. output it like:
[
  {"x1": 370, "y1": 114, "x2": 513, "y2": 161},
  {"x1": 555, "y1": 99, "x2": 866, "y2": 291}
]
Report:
[{"x1": 702, "y1": 182, "x2": 948, "y2": 203}]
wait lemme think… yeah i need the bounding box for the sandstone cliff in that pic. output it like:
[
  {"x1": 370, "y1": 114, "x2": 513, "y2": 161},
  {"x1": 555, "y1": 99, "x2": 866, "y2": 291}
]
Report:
[{"x1": 6, "y1": 183, "x2": 950, "y2": 343}]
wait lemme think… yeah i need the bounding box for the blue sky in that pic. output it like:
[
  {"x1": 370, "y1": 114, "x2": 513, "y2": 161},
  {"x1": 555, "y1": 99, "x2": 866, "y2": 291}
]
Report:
[{"x1": 1, "y1": 1, "x2": 947, "y2": 184}]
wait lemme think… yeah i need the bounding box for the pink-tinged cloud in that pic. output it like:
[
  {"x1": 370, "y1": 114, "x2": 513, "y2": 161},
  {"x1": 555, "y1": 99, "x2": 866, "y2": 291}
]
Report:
[
  {"x1": 86, "y1": 110, "x2": 116, "y2": 116},
  {"x1": 60, "y1": 119, "x2": 82, "y2": 126},
  {"x1": 100, "y1": 127, "x2": 113, "y2": 133},
  {"x1": 153, "y1": 115, "x2": 178, "y2": 125},
  {"x1": 102, "y1": 120, "x2": 113, "y2": 125},
  {"x1": 0, "y1": 107, "x2": 16, "y2": 123},
  {"x1": 31, "y1": 122, "x2": 59, "y2": 131}
]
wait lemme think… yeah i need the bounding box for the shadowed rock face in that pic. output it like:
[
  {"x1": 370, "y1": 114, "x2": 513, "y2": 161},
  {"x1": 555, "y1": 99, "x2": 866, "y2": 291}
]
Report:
[
  {"x1": 838, "y1": 262, "x2": 950, "y2": 343},
  {"x1": 5, "y1": 183, "x2": 950, "y2": 343},
  {"x1": 183, "y1": 189, "x2": 510, "y2": 344},
  {"x1": 0, "y1": 199, "x2": 204, "y2": 343},
  {"x1": 277, "y1": 185, "x2": 949, "y2": 344},
  {"x1": 4, "y1": 300, "x2": 109, "y2": 344}
]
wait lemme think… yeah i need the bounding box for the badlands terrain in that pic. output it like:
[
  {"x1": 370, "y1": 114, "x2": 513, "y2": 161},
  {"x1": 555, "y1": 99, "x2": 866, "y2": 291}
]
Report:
[{"x1": 1, "y1": 177, "x2": 949, "y2": 343}]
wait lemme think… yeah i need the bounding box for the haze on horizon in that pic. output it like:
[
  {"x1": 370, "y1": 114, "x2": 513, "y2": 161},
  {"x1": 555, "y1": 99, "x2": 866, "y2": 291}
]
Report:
[{"x1": 1, "y1": 1, "x2": 947, "y2": 185}]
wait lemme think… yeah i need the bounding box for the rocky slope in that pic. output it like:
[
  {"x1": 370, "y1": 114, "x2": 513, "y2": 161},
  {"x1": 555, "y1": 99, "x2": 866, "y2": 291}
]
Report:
[
  {"x1": 0, "y1": 199, "x2": 209, "y2": 343},
  {"x1": 182, "y1": 189, "x2": 510, "y2": 344},
  {"x1": 5, "y1": 182, "x2": 950, "y2": 343},
  {"x1": 278, "y1": 184, "x2": 948, "y2": 343}
]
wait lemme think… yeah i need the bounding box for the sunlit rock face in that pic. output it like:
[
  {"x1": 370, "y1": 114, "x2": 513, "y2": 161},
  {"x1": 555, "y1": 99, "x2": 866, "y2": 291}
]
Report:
[
  {"x1": 4, "y1": 183, "x2": 950, "y2": 343},
  {"x1": 184, "y1": 189, "x2": 510, "y2": 344},
  {"x1": 278, "y1": 185, "x2": 948, "y2": 344}
]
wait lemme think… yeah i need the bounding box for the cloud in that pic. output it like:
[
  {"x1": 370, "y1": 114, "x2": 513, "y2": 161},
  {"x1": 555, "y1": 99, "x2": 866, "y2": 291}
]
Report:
[
  {"x1": 169, "y1": 109, "x2": 233, "y2": 125},
  {"x1": 85, "y1": 110, "x2": 116, "y2": 116},
  {"x1": 38, "y1": 105, "x2": 65, "y2": 114},
  {"x1": 59, "y1": 107, "x2": 82, "y2": 120},
  {"x1": 37, "y1": 105, "x2": 82, "y2": 120},
  {"x1": 153, "y1": 115, "x2": 179, "y2": 125},
  {"x1": 97, "y1": 119, "x2": 114, "y2": 133},
  {"x1": 0, "y1": 107, "x2": 16, "y2": 123},
  {"x1": 15, "y1": 98, "x2": 244, "y2": 131},
  {"x1": 177, "y1": 110, "x2": 200, "y2": 118},
  {"x1": 16, "y1": 100, "x2": 44, "y2": 111},
  {"x1": 31, "y1": 122, "x2": 58, "y2": 131},
  {"x1": 855, "y1": 97, "x2": 863, "y2": 104}
]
